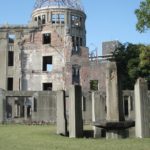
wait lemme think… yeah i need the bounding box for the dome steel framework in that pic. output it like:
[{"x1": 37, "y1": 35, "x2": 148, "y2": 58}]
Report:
[{"x1": 34, "y1": 0, "x2": 84, "y2": 11}]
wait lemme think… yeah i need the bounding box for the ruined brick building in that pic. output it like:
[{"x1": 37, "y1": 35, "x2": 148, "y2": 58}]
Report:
[
  {"x1": 0, "y1": 0, "x2": 122, "y2": 124},
  {"x1": 0, "y1": 0, "x2": 118, "y2": 93}
]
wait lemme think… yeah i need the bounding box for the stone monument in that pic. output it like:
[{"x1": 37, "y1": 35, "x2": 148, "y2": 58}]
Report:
[
  {"x1": 69, "y1": 85, "x2": 83, "y2": 138},
  {"x1": 93, "y1": 61, "x2": 134, "y2": 139},
  {"x1": 135, "y1": 78, "x2": 150, "y2": 138}
]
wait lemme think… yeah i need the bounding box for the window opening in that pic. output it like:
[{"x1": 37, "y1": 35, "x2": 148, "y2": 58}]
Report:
[
  {"x1": 60, "y1": 14, "x2": 65, "y2": 24},
  {"x1": 34, "y1": 17, "x2": 37, "y2": 21},
  {"x1": 90, "y1": 80, "x2": 98, "y2": 91},
  {"x1": 52, "y1": 13, "x2": 65, "y2": 24},
  {"x1": 42, "y1": 56, "x2": 53, "y2": 71},
  {"x1": 72, "y1": 65, "x2": 80, "y2": 85},
  {"x1": 9, "y1": 45, "x2": 14, "y2": 51},
  {"x1": 42, "y1": 15, "x2": 46, "y2": 24},
  {"x1": 124, "y1": 99, "x2": 129, "y2": 116},
  {"x1": 43, "y1": 83, "x2": 52, "y2": 91},
  {"x1": 34, "y1": 98, "x2": 37, "y2": 112},
  {"x1": 71, "y1": 15, "x2": 81, "y2": 27},
  {"x1": 7, "y1": 77, "x2": 13, "y2": 91},
  {"x1": 52, "y1": 14, "x2": 58, "y2": 24},
  {"x1": 72, "y1": 36, "x2": 82, "y2": 54},
  {"x1": 43, "y1": 33, "x2": 51, "y2": 44},
  {"x1": 38, "y1": 16, "x2": 41, "y2": 24},
  {"x1": 8, "y1": 51, "x2": 14, "y2": 66},
  {"x1": 8, "y1": 34, "x2": 15, "y2": 43}
]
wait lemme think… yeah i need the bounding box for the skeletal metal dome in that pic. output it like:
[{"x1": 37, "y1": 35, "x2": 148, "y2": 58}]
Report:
[{"x1": 34, "y1": 0, "x2": 84, "y2": 11}]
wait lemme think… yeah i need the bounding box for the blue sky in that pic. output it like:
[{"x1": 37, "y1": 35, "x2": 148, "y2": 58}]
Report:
[{"x1": 0, "y1": 0, "x2": 149, "y2": 55}]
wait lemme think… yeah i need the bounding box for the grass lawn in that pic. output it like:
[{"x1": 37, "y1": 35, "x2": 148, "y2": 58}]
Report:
[{"x1": 0, "y1": 124, "x2": 150, "y2": 150}]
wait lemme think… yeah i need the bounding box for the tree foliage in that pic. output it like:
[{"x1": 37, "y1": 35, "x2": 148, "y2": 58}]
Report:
[
  {"x1": 113, "y1": 43, "x2": 150, "y2": 90},
  {"x1": 135, "y1": 0, "x2": 150, "y2": 32}
]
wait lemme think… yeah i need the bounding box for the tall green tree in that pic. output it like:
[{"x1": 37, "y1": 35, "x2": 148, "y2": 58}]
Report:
[
  {"x1": 135, "y1": 0, "x2": 150, "y2": 32},
  {"x1": 113, "y1": 43, "x2": 150, "y2": 90},
  {"x1": 139, "y1": 45, "x2": 150, "y2": 87}
]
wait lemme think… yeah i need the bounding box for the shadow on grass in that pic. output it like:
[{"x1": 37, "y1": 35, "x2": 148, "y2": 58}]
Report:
[{"x1": 83, "y1": 130, "x2": 94, "y2": 138}]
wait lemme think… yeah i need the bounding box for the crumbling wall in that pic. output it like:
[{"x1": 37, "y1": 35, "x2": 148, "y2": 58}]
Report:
[
  {"x1": 22, "y1": 24, "x2": 65, "y2": 91},
  {"x1": 0, "y1": 26, "x2": 36, "y2": 91},
  {"x1": 32, "y1": 91, "x2": 56, "y2": 123}
]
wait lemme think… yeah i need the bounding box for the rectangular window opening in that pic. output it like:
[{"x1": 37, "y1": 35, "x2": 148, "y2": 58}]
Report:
[
  {"x1": 9, "y1": 45, "x2": 14, "y2": 51},
  {"x1": 34, "y1": 98, "x2": 37, "y2": 112},
  {"x1": 34, "y1": 17, "x2": 37, "y2": 21},
  {"x1": 90, "y1": 80, "x2": 98, "y2": 91},
  {"x1": 42, "y1": 56, "x2": 53, "y2": 71},
  {"x1": 124, "y1": 99, "x2": 129, "y2": 116},
  {"x1": 71, "y1": 15, "x2": 81, "y2": 27},
  {"x1": 43, "y1": 33, "x2": 51, "y2": 44},
  {"x1": 52, "y1": 13, "x2": 65, "y2": 24},
  {"x1": 72, "y1": 66, "x2": 80, "y2": 85},
  {"x1": 38, "y1": 16, "x2": 41, "y2": 24},
  {"x1": 60, "y1": 14, "x2": 65, "y2": 24},
  {"x1": 42, "y1": 15, "x2": 46, "y2": 24},
  {"x1": 8, "y1": 34, "x2": 15, "y2": 43},
  {"x1": 43, "y1": 83, "x2": 52, "y2": 91},
  {"x1": 52, "y1": 14, "x2": 57, "y2": 24},
  {"x1": 8, "y1": 51, "x2": 14, "y2": 66},
  {"x1": 7, "y1": 77, "x2": 13, "y2": 91}
]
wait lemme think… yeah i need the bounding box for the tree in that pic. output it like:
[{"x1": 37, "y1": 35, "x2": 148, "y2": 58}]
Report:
[
  {"x1": 139, "y1": 45, "x2": 150, "y2": 87},
  {"x1": 113, "y1": 43, "x2": 150, "y2": 90},
  {"x1": 135, "y1": 0, "x2": 150, "y2": 32}
]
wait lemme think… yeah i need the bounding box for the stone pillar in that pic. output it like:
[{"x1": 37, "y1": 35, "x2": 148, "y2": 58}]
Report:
[
  {"x1": 0, "y1": 89, "x2": 5, "y2": 123},
  {"x1": 92, "y1": 92, "x2": 106, "y2": 138},
  {"x1": 135, "y1": 78, "x2": 150, "y2": 138},
  {"x1": 69, "y1": 85, "x2": 83, "y2": 138},
  {"x1": 56, "y1": 91, "x2": 67, "y2": 136},
  {"x1": 104, "y1": 61, "x2": 129, "y2": 139},
  {"x1": 24, "y1": 98, "x2": 27, "y2": 121},
  {"x1": 106, "y1": 62, "x2": 119, "y2": 121},
  {"x1": 11, "y1": 100, "x2": 15, "y2": 119},
  {"x1": 18, "y1": 105, "x2": 21, "y2": 117}
]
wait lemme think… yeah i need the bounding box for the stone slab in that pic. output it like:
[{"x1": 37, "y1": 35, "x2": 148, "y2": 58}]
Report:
[
  {"x1": 69, "y1": 85, "x2": 83, "y2": 138},
  {"x1": 56, "y1": 91, "x2": 67, "y2": 136}
]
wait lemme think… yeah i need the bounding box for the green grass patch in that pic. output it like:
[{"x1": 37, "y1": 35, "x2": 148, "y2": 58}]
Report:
[{"x1": 0, "y1": 124, "x2": 149, "y2": 150}]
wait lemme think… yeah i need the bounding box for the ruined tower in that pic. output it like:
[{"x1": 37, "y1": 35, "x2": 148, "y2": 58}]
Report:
[{"x1": 21, "y1": 0, "x2": 87, "y2": 91}]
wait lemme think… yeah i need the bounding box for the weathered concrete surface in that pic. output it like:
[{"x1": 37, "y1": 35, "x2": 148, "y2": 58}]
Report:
[
  {"x1": 56, "y1": 91, "x2": 67, "y2": 135},
  {"x1": 32, "y1": 91, "x2": 56, "y2": 123},
  {"x1": 106, "y1": 61, "x2": 119, "y2": 121},
  {"x1": 92, "y1": 91, "x2": 106, "y2": 138},
  {"x1": 0, "y1": 89, "x2": 5, "y2": 123},
  {"x1": 135, "y1": 78, "x2": 150, "y2": 138},
  {"x1": 69, "y1": 85, "x2": 83, "y2": 138}
]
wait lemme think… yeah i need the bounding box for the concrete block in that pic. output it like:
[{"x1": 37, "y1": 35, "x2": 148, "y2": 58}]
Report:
[
  {"x1": 92, "y1": 92, "x2": 106, "y2": 138},
  {"x1": 56, "y1": 91, "x2": 67, "y2": 136},
  {"x1": 69, "y1": 85, "x2": 83, "y2": 138},
  {"x1": 135, "y1": 78, "x2": 150, "y2": 138},
  {"x1": 106, "y1": 61, "x2": 119, "y2": 121}
]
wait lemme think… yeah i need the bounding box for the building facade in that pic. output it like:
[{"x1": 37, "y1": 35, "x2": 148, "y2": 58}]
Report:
[
  {"x1": 0, "y1": 0, "x2": 121, "y2": 122},
  {"x1": 0, "y1": 0, "x2": 119, "y2": 93}
]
